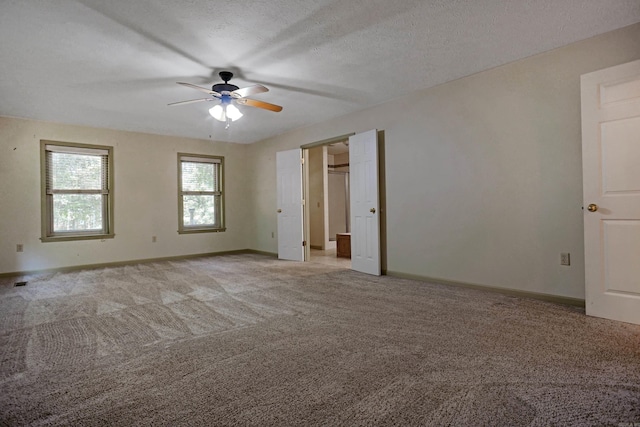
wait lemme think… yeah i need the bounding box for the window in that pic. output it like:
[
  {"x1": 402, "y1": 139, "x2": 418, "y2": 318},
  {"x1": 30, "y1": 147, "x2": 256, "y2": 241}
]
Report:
[
  {"x1": 41, "y1": 141, "x2": 114, "y2": 242},
  {"x1": 178, "y1": 153, "x2": 225, "y2": 233}
]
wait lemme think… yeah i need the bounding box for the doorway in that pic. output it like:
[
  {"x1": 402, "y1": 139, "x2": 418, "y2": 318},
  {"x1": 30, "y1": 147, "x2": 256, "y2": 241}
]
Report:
[
  {"x1": 278, "y1": 130, "x2": 382, "y2": 275},
  {"x1": 306, "y1": 141, "x2": 351, "y2": 268}
]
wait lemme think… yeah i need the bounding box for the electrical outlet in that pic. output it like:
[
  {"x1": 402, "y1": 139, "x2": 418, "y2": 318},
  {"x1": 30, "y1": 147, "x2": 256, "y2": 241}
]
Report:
[
  {"x1": 16, "y1": 244, "x2": 23, "y2": 253},
  {"x1": 560, "y1": 253, "x2": 570, "y2": 266},
  {"x1": 152, "y1": 236, "x2": 157, "y2": 243}
]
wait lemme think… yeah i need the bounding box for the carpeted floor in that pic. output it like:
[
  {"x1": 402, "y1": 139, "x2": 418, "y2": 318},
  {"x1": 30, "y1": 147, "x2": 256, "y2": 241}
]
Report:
[{"x1": 0, "y1": 253, "x2": 639, "y2": 426}]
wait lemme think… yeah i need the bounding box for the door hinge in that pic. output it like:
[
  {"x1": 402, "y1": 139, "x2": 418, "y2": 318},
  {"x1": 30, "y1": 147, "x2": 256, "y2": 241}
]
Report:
[
  {"x1": 302, "y1": 240, "x2": 307, "y2": 247},
  {"x1": 301, "y1": 157, "x2": 305, "y2": 165},
  {"x1": 301, "y1": 199, "x2": 305, "y2": 206}
]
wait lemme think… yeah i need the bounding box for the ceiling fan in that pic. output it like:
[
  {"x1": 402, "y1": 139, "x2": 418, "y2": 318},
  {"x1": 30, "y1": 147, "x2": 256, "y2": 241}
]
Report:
[{"x1": 169, "y1": 71, "x2": 283, "y2": 128}]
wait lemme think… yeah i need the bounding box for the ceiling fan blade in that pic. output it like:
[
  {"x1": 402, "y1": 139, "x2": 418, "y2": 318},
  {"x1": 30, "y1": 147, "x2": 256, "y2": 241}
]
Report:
[
  {"x1": 177, "y1": 82, "x2": 219, "y2": 96},
  {"x1": 238, "y1": 98, "x2": 283, "y2": 112},
  {"x1": 168, "y1": 98, "x2": 214, "y2": 106},
  {"x1": 231, "y1": 84, "x2": 268, "y2": 98}
]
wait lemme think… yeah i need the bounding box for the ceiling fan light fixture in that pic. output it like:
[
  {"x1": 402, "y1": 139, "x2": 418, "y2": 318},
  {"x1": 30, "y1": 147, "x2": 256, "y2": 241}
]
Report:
[
  {"x1": 209, "y1": 103, "x2": 243, "y2": 122},
  {"x1": 226, "y1": 104, "x2": 243, "y2": 121},
  {"x1": 209, "y1": 104, "x2": 224, "y2": 121}
]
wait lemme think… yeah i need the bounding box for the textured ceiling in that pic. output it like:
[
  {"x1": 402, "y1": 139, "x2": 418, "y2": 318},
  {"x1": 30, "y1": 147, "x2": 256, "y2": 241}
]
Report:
[{"x1": 1, "y1": 1, "x2": 639, "y2": 144}]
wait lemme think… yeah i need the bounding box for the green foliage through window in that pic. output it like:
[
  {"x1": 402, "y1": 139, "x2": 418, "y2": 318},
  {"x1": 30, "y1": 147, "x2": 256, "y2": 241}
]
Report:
[{"x1": 53, "y1": 194, "x2": 103, "y2": 231}]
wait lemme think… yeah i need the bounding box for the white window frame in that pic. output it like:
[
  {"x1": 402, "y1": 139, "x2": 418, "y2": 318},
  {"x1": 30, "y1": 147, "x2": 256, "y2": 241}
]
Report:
[
  {"x1": 41, "y1": 140, "x2": 114, "y2": 242},
  {"x1": 178, "y1": 153, "x2": 225, "y2": 234}
]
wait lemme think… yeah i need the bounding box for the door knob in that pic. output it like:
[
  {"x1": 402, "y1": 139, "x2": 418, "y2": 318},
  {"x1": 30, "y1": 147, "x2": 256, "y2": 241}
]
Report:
[
  {"x1": 277, "y1": 209, "x2": 282, "y2": 213},
  {"x1": 370, "y1": 208, "x2": 376, "y2": 214},
  {"x1": 587, "y1": 204, "x2": 598, "y2": 212}
]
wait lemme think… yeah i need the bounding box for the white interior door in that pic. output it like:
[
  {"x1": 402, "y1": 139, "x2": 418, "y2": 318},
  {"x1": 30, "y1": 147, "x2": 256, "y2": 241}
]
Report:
[
  {"x1": 581, "y1": 59, "x2": 640, "y2": 325},
  {"x1": 349, "y1": 130, "x2": 380, "y2": 275},
  {"x1": 276, "y1": 149, "x2": 304, "y2": 261}
]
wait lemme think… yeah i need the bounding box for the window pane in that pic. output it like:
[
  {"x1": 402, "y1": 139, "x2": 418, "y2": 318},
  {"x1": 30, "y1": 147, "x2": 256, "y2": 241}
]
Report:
[
  {"x1": 181, "y1": 162, "x2": 216, "y2": 192},
  {"x1": 53, "y1": 194, "x2": 103, "y2": 232},
  {"x1": 182, "y1": 195, "x2": 219, "y2": 227},
  {"x1": 51, "y1": 152, "x2": 103, "y2": 190}
]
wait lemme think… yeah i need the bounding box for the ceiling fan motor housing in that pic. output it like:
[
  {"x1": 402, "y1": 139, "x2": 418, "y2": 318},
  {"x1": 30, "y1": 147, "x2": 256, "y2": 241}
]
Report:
[
  {"x1": 213, "y1": 71, "x2": 239, "y2": 93},
  {"x1": 212, "y1": 82, "x2": 239, "y2": 93}
]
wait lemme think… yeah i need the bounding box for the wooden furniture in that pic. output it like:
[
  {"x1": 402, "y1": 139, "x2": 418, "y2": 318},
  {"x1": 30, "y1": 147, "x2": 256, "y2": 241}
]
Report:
[{"x1": 336, "y1": 233, "x2": 351, "y2": 258}]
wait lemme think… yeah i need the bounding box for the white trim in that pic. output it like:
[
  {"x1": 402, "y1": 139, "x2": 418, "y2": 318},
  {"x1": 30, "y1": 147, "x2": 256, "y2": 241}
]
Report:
[
  {"x1": 45, "y1": 144, "x2": 109, "y2": 156},
  {"x1": 180, "y1": 156, "x2": 221, "y2": 164}
]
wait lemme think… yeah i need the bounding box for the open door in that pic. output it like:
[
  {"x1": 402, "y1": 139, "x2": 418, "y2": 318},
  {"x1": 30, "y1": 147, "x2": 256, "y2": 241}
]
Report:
[
  {"x1": 581, "y1": 60, "x2": 640, "y2": 325},
  {"x1": 349, "y1": 130, "x2": 380, "y2": 275},
  {"x1": 276, "y1": 149, "x2": 304, "y2": 261}
]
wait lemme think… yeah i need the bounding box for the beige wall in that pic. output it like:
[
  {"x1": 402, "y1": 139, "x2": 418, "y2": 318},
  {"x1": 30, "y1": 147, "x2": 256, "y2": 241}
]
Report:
[
  {"x1": 328, "y1": 151, "x2": 350, "y2": 238},
  {"x1": 0, "y1": 117, "x2": 249, "y2": 274},
  {"x1": 332, "y1": 152, "x2": 349, "y2": 169},
  {"x1": 246, "y1": 23, "x2": 640, "y2": 299},
  {"x1": 308, "y1": 146, "x2": 325, "y2": 248}
]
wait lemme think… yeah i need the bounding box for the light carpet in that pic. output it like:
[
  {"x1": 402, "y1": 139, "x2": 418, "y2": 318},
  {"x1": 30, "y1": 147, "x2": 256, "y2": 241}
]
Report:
[{"x1": 1, "y1": 253, "x2": 639, "y2": 426}]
